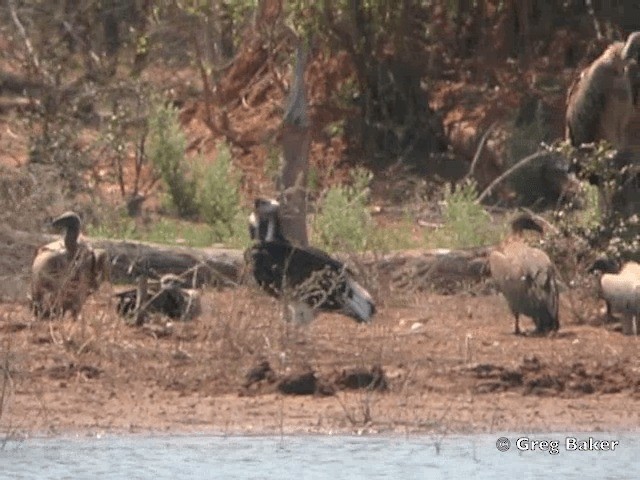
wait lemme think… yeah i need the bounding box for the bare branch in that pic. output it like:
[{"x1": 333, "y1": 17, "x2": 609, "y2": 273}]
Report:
[
  {"x1": 464, "y1": 121, "x2": 497, "y2": 181},
  {"x1": 475, "y1": 150, "x2": 549, "y2": 204},
  {"x1": 7, "y1": 0, "x2": 49, "y2": 82}
]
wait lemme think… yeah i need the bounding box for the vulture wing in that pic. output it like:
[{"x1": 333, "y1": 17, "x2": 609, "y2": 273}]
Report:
[
  {"x1": 490, "y1": 243, "x2": 559, "y2": 333},
  {"x1": 621, "y1": 261, "x2": 640, "y2": 277},
  {"x1": 250, "y1": 241, "x2": 374, "y2": 322},
  {"x1": 566, "y1": 61, "x2": 617, "y2": 147}
]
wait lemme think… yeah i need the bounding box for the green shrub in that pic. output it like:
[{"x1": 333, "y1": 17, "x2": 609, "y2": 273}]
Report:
[
  {"x1": 313, "y1": 167, "x2": 374, "y2": 252},
  {"x1": 88, "y1": 213, "x2": 214, "y2": 248},
  {"x1": 147, "y1": 102, "x2": 198, "y2": 217},
  {"x1": 195, "y1": 142, "x2": 245, "y2": 243},
  {"x1": 434, "y1": 180, "x2": 499, "y2": 248}
]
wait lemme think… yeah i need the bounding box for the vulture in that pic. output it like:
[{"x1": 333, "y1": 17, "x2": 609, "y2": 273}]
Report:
[
  {"x1": 566, "y1": 31, "x2": 640, "y2": 150},
  {"x1": 30, "y1": 211, "x2": 109, "y2": 319},
  {"x1": 246, "y1": 198, "x2": 375, "y2": 324},
  {"x1": 488, "y1": 214, "x2": 560, "y2": 335},
  {"x1": 589, "y1": 258, "x2": 640, "y2": 335},
  {"x1": 114, "y1": 273, "x2": 201, "y2": 323}
]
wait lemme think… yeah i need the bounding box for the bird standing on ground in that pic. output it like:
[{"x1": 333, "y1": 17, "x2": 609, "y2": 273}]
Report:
[
  {"x1": 566, "y1": 31, "x2": 640, "y2": 150},
  {"x1": 488, "y1": 214, "x2": 560, "y2": 335},
  {"x1": 30, "y1": 211, "x2": 109, "y2": 319},
  {"x1": 246, "y1": 198, "x2": 375, "y2": 324},
  {"x1": 589, "y1": 257, "x2": 640, "y2": 335}
]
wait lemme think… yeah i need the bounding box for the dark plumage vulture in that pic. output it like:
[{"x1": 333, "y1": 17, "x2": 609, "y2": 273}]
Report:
[
  {"x1": 114, "y1": 273, "x2": 201, "y2": 323},
  {"x1": 30, "y1": 211, "x2": 109, "y2": 319},
  {"x1": 488, "y1": 214, "x2": 560, "y2": 335},
  {"x1": 566, "y1": 31, "x2": 640, "y2": 150},
  {"x1": 589, "y1": 258, "x2": 640, "y2": 334},
  {"x1": 246, "y1": 198, "x2": 375, "y2": 324}
]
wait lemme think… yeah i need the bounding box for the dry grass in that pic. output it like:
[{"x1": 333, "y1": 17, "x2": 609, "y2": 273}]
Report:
[{"x1": 0, "y1": 272, "x2": 639, "y2": 435}]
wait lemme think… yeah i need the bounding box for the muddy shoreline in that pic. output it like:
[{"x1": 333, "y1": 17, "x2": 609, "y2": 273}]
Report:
[{"x1": 2, "y1": 287, "x2": 640, "y2": 438}]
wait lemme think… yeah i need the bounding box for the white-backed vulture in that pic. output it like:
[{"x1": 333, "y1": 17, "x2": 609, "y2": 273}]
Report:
[
  {"x1": 489, "y1": 215, "x2": 560, "y2": 335},
  {"x1": 30, "y1": 212, "x2": 109, "y2": 319},
  {"x1": 114, "y1": 273, "x2": 202, "y2": 323},
  {"x1": 566, "y1": 31, "x2": 640, "y2": 150},
  {"x1": 589, "y1": 258, "x2": 640, "y2": 335}
]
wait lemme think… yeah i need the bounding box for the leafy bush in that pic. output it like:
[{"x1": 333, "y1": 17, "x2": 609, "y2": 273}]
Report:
[
  {"x1": 88, "y1": 212, "x2": 214, "y2": 248},
  {"x1": 435, "y1": 180, "x2": 499, "y2": 248},
  {"x1": 549, "y1": 140, "x2": 640, "y2": 266},
  {"x1": 313, "y1": 167, "x2": 374, "y2": 252},
  {"x1": 147, "y1": 102, "x2": 198, "y2": 217},
  {"x1": 195, "y1": 142, "x2": 245, "y2": 243}
]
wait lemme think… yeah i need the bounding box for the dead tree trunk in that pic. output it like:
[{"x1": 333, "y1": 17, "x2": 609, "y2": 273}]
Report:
[{"x1": 277, "y1": 44, "x2": 310, "y2": 246}]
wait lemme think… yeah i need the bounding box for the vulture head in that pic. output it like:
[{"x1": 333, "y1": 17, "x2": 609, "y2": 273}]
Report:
[
  {"x1": 249, "y1": 198, "x2": 285, "y2": 242},
  {"x1": 51, "y1": 211, "x2": 82, "y2": 253},
  {"x1": 621, "y1": 31, "x2": 640, "y2": 62}
]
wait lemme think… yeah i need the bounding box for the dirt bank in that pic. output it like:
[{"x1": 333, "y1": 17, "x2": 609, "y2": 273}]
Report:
[{"x1": 1, "y1": 283, "x2": 639, "y2": 438}]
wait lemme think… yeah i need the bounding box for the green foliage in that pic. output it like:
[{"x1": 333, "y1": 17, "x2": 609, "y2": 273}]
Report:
[
  {"x1": 323, "y1": 120, "x2": 346, "y2": 138},
  {"x1": 370, "y1": 212, "x2": 418, "y2": 251},
  {"x1": 195, "y1": 142, "x2": 245, "y2": 243},
  {"x1": 90, "y1": 207, "x2": 250, "y2": 250},
  {"x1": 332, "y1": 79, "x2": 359, "y2": 108},
  {"x1": 571, "y1": 182, "x2": 601, "y2": 232},
  {"x1": 263, "y1": 144, "x2": 281, "y2": 182},
  {"x1": 312, "y1": 167, "x2": 418, "y2": 252},
  {"x1": 147, "y1": 102, "x2": 198, "y2": 217},
  {"x1": 143, "y1": 106, "x2": 248, "y2": 246},
  {"x1": 89, "y1": 213, "x2": 214, "y2": 248},
  {"x1": 433, "y1": 180, "x2": 499, "y2": 248},
  {"x1": 550, "y1": 140, "x2": 640, "y2": 264},
  {"x1": 307, "y1": 165, "x2": 321, "y2": 197},
  {"x1": 313, "y1": 167, "x2": 374, "y2": 252}
]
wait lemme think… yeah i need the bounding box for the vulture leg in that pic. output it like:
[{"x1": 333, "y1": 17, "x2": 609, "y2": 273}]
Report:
[
  {"x1": 514, "y1": 313, "x2": 521, "y2": 336},
  {"x1": 134, "y1": 275, "x2": 148, "y2": 326},
  {"x1": 287, "y1": 301, "x2": 315, "y2": 325}
]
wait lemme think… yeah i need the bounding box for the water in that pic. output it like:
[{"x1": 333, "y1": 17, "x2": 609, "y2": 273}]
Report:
[{"x1": 0, "y1": 432, "x2": 637, "y2": 479}]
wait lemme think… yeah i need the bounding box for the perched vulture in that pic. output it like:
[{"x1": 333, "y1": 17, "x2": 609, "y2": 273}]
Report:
[
  {"x1": 30, "y1": 211, "x2": 109, "y2": 319},
  {"x1": 566, "y1": 31, "x2": 640, "y2": 150},
  {"x1": 589, "y1": 258, "x2": 640, "y2": 335},
  {"x1": 488, "y1": 214, "x2": 560, "y2": 335},
  {"x1": 114, "y1": 273, "x2": 201, "y2": 323},
  {"x1": 246, "y1": 198, "x2": 375, "y2": 324}
]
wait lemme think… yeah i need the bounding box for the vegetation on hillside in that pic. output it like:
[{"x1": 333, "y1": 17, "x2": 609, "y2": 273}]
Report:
[{"x1": 0, "y1": 1, "x2": 638, "y2": 255}]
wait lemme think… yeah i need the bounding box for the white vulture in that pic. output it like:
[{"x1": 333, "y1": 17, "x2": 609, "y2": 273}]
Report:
[
  {"x1": 246, "y1": 198, "x2": 376, "y2": 324},
  {"x1": 488, "y1": 214, "x2": 560, "y2": 335},
  {"x1": 566, "y1": 31, "x2": 640, "y2": 150},
  {"x1": 589, "y1": 258, "x2": 640, "y2": 335},
  {"x1": 30, "y1": 211, "x2": 109, "y2": 319}
]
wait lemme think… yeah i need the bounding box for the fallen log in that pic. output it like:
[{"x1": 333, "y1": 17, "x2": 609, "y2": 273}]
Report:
[
  {"x1": 93, "y1": 239, "x2": 243, "y2": 287},
  {"x1": 0, "y1": 226, "x2": 244, "y2": 290},
  {"x1": 376, "y1": 247, "x2": 492, "y2": 294},
  {"x1": 0, "y1": 226, "x2": 493, "y2": 301}
]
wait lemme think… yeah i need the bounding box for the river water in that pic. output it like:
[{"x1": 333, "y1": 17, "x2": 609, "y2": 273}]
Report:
[{"x1": 0, "y1": 432, "x2": 637, "y2": 479}]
